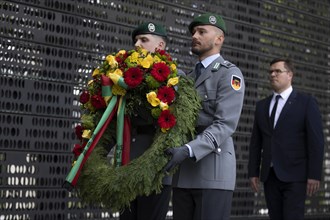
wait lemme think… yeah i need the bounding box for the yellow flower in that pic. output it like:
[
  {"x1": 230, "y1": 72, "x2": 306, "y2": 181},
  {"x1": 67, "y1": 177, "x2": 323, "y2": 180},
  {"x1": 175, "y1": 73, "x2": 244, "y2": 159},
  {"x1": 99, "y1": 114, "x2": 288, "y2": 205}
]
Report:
[
  {"x1": 115, "y1": 68, "x2": 123, "y2": 76},
  {"x1": 129, "y1": 52, "x2": 139, "y2": 63},
  {"x1": 141, "y1": 54, "x2": 154, "y2": 68},
  {"x1": 146, "y1": 91, "x2": 160, "y2": 107},
  {"x1": 92, "y1": 68, "x2": 101, "y2": 77},
  {"x1": 106, "y1": 55, "x2": 118, "y2": 68},
  {"x1": 82, "y1": 130, "x2": 92, "y2": 139},
  {"x1": 107, "y1": 68, "x2": 123, "y2": 77},
  {"x1": 88, "y1": 79, "x2": 94, "y2": 86},
  {"x1": 116, "y1": 50, "x2": 126, "y2": 56},
  {"x1": 140, "y1": 59, "x2": 149, "y2": 68},
  {"x1": 160, "y1": 102, "x2": 168, "y2": 110},
  {"x1": 153, "y1": 56, "x2": 162, "y2": 63},
  {"x1": 167, "y1": 77, "x2": 179, "y2": 87},
  {"x1": 140, "y1": 48, "x2": 149, "y2": 56},
  {"x1": 161, "y1": 127, "x2": 170, "y2": 133},
  {"x1": 137, "y1": 58, "x2": 143, "y2": 66},
  {"x1": 171, "y1": 63, "x2": 177, "y2": 71}
]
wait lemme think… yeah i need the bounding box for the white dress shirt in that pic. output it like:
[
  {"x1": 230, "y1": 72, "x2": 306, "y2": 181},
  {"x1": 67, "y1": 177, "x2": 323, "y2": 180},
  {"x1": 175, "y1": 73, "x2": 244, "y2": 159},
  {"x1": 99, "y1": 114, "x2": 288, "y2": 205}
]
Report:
[{"x1": 269, "y1": 86, "x2": 293, "y2": 127}]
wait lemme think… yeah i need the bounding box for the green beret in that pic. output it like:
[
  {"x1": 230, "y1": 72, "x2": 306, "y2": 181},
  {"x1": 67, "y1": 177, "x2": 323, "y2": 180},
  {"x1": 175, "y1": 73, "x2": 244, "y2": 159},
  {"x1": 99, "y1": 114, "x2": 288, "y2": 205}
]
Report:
[
  {"x1": 188, "y1": 13, "x2": 227, "y2": 34},
  {"x1": 132, "y1": 22, "x2": 167, "y2": 41}
]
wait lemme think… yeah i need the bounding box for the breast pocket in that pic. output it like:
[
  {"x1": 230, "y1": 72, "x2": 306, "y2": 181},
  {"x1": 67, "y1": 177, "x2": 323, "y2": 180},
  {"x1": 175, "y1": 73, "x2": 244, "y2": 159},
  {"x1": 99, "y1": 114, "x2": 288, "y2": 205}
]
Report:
[{"x1": 200, "y1": 90, "x2": 217, "y2": 114}]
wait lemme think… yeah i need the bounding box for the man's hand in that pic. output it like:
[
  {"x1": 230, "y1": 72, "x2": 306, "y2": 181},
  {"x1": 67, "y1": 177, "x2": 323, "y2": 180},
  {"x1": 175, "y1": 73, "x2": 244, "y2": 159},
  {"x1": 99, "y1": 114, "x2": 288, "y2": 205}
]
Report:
[
  {"x1": 250, "y1": 177, "x2": 260, "y2": 193},
  {"x1": 164, "y1": 146, "x2": 189, "y2": 172},
  {"x1": 306, "y1": 179, "x2": 320, "y2": 196}
]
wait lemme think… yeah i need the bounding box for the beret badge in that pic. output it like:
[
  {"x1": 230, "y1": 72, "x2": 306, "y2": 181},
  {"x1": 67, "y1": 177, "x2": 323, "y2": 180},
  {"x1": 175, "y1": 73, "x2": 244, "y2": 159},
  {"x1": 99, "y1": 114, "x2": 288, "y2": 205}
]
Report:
[
  {"x1": 209, "y1": 15, "x2": 217, "y2": 24},
  {"x1": 148, "y1": 23, "x2": 156, "y2": 32}
]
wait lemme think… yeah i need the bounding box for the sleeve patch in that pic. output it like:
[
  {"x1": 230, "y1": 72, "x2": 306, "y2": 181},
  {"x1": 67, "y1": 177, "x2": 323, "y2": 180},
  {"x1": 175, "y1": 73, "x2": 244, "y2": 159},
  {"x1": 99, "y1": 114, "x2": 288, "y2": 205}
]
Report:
[{"x1": 231, "y1": 75, "x2": 242, "y2": 91}]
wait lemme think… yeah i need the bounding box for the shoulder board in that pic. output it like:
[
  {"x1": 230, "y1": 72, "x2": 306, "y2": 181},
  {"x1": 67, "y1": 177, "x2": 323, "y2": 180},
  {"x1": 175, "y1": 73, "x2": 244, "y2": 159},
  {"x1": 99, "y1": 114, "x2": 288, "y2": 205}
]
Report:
[
  {"x1": 211, "y1": 60, "x2": 235, "y2": 72},
  {"x1": 222, "y1": 60, "x2": 236, "y2": 68}
]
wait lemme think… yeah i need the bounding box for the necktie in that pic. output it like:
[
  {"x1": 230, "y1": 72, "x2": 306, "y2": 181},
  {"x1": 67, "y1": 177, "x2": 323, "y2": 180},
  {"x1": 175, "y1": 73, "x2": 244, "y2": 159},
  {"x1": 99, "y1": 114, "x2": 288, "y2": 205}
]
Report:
[
  {"x1": 195, "y1": 62, "x2": 203, "y2": 80},
  {"x1": 270, "y1": 95, "x2": 281, "y2": 128}
]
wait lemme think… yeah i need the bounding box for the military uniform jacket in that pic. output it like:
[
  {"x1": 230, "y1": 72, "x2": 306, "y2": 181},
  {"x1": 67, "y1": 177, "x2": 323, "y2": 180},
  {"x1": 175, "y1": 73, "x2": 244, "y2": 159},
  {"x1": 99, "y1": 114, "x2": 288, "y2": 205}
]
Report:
[{"x1": 172, "y1": 55, "x2": 245, "y2": 190}]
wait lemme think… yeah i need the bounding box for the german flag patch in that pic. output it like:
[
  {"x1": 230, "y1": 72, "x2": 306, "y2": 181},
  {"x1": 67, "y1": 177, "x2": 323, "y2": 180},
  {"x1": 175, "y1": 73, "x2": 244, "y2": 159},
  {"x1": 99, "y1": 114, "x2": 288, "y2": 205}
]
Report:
[{"x1": 231, "y1": 75, "x2": 242, "y2": 91}]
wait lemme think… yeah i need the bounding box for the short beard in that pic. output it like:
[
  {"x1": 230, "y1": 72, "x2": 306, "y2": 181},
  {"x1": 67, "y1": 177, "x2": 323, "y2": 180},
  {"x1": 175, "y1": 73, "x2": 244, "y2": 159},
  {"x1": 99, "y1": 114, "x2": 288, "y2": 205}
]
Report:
[
  {"x1": 191, "y1": 47, "x2": 201, "y2": 56},
  {"x1": 191, "y1": 43, "x2": 213, "y2": 56}
]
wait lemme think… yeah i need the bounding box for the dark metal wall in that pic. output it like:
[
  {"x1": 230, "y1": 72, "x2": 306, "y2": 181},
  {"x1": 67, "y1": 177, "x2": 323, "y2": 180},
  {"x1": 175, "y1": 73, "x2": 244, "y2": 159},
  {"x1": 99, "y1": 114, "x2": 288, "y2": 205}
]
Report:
[{"x1": 0, "y1": 0, "x2": 329, "y2": 219}]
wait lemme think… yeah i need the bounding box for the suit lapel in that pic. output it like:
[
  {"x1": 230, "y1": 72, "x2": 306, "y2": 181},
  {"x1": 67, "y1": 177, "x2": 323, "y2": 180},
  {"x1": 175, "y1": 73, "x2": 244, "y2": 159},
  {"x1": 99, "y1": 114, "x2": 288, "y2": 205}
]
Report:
[{"x1": 265, "y1": 96, "x2": 273, "y2": 130}]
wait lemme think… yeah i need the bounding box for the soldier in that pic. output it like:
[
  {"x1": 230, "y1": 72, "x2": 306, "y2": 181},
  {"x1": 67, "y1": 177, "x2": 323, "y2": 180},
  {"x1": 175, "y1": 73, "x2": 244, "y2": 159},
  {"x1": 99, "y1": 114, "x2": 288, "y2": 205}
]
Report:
[
  {"x1": 120, "y1": 22, "x2": 171, "y2": 220},
  {"x1": 165, "y1": 13, "x2": 245, "y2": 220}
]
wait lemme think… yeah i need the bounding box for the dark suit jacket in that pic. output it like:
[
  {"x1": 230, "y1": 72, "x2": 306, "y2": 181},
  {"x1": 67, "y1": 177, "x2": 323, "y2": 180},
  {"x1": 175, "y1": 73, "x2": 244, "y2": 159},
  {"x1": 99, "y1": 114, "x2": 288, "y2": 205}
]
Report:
[{"x1": 248, "y1": 89, "x2": 324, "y2": 182}]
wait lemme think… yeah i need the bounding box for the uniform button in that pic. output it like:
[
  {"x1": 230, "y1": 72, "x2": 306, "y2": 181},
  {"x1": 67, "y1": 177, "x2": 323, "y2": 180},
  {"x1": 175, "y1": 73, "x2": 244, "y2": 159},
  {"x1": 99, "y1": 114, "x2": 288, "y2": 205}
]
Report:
[
  {"x1": 132, "y1": 138, "x2": 136, "y2": 142},
  {"x1": 217, "y1": 148, "x2": 221, "y2": 153},
  {"x1": 204, "y1": 95, "x2": 208, "y2": 99}
]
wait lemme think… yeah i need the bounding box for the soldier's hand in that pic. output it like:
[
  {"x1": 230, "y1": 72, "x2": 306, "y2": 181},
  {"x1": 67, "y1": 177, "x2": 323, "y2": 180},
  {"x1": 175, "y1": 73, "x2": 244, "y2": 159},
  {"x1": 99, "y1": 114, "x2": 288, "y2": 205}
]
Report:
[{"x1": 164, "y1": 146, "x2": 189, "y2": 172}]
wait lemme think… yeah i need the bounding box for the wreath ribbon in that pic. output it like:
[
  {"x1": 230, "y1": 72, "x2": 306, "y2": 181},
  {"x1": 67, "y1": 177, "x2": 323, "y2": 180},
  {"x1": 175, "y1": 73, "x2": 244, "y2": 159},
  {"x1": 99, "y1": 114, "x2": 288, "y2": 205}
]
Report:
[
  {"x1": 115, "y1": 96, "x2": 126, "y2": 167},
  {"x1": 122, "y1": 115, "x2": 131, "y2": 165},
  {"x1": 64, "y1": 75, "x2": 131, "y2": 189}
]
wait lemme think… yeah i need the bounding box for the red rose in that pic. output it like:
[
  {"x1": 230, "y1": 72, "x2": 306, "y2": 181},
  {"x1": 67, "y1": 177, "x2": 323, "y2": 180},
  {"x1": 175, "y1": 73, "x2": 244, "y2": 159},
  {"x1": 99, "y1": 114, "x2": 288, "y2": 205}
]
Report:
[
  {"x1": 116, "y1": 53, "x2": 128, "y2": 69},
  {"x1": 157, "y1": 86, "x2": 175, "y2": 104},
  {"x1": 72, "y1": 142, "x2": 86, "y2": 157},
  {"x1": 157, "y1": 110, "x2": 176, "y2": 129},
  {"x1": 165, "y1": 54, "x2": 172, "y2": 61},
  {"x1": 75, "y1": 125, "x2": 83, "y2": 141},
  {"x1": 79, "y1": 90, "x2": 90, "y2": 104},
  {"x1": 124, "y1": 67, "x2": 144, "y2": 88},
  {"x1": 151, "y1": 62, "x2": 171, "y2": 82},
  {"x1": 157, "y1": 49, "x2": 166, "y2": 55},
  {"x1": 156, "y1": 50, "x2": 172, "y2": 61},
  {"x1": 91, "y1": 94, "x2": 106, "y2": 109}
]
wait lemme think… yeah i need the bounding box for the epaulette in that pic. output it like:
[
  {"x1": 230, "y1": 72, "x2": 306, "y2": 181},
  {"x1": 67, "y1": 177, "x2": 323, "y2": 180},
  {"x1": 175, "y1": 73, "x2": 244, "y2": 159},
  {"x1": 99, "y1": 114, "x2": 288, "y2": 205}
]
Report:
[
  {"x1": 211, "y1": 60, "x2": 235, "y2": 72},
  {"x1": 222, "y1": 60, "x2": 236, "y2": 68}
]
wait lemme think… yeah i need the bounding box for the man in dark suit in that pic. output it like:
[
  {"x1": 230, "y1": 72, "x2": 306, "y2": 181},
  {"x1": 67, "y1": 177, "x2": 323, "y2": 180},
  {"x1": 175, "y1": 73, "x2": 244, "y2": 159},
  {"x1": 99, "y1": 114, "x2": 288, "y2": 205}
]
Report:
[
  {"x1": 248, "y1": 58, "x2": 324, "y2": 220},
  {"x1": 165, "y1": 13, "x2": 245, "y2": 220}
]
